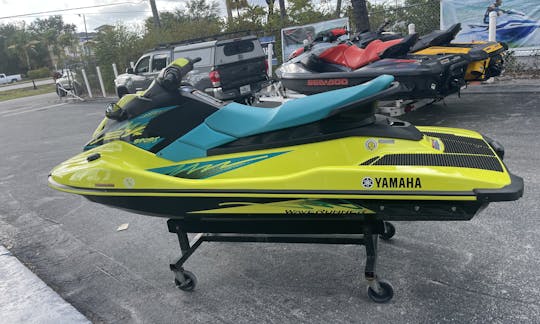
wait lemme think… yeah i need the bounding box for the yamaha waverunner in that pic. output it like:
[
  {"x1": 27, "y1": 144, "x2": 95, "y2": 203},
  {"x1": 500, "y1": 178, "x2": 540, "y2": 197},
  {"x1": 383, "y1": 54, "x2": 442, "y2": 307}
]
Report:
[
  {"x1": 278, "y1": 33, "x2": 469, "y2": 98},
  {"x1": 48, "y1": 58, "x2": 523, "y2": 303}
]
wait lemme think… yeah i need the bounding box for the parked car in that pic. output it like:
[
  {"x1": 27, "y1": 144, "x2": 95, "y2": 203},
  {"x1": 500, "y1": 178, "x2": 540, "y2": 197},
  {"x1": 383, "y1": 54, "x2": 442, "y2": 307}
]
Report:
[
  {"x1": 114, "y1": 35, "x2": 270, "y2": 102},
  {"x1": 0, "y1": 73, "x2": 22, "y2": 84},
  {"x1": 54, "y1": 70, "x2": 81, "y2": 97}
]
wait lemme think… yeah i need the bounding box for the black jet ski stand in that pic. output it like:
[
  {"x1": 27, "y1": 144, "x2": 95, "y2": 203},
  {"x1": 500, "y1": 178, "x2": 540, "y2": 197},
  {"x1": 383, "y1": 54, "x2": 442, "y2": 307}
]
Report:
[{"x1": 167, "y1": 218, "x2": 396, "y2": 303}]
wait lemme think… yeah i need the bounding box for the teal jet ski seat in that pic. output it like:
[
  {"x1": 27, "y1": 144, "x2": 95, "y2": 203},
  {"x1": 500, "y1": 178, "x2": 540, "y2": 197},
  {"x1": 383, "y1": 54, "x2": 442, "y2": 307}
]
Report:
[
  {"x1": 157, "y1": 75, "x2": 394, "y2": 162},
  {"x1": 207, "y1": 74, "x2": 394, "y2": 138}
]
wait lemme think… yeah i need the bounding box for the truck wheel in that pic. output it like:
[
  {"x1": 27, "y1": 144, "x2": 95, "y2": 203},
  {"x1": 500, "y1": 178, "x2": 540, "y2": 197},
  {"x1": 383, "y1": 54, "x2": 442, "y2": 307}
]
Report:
[
  {"x1": 73, "y1": 83, "x2": 82, "y2": 96},
  {"x1": 56, "y1": 85, "x2": 67, "y2": 97},
  {"x1": 117, "y1": 87, "x2": 128, "y2": 98}
]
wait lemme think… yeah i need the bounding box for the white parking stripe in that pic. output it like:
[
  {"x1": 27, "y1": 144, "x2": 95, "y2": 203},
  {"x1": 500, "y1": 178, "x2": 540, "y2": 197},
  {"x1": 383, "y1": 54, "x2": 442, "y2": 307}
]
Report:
[{"x1": 0, "y1": 103, "x2": 68, "y2": 118}]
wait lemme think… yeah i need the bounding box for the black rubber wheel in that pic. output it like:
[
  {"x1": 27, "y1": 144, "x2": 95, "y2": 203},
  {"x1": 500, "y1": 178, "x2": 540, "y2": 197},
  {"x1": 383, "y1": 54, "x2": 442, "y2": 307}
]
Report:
[
  {"x1": 380, "y1": 221, "x2": 395, "y2": 241},
  {"x1": 116, "y1": 87, "x2": 129, "y2": 98},
  {"x1": 174, "y1": 270, "x2": 197, "y2": 292},
  {"x1": 56, "y1": 85, "x2": 67, "y2": 97},
  {"x1": 72, "y1": 82, "x2": 82, "y2": 96},
  {"x1": 367, "y1": 280, "x2": 394, "y2": 303}
]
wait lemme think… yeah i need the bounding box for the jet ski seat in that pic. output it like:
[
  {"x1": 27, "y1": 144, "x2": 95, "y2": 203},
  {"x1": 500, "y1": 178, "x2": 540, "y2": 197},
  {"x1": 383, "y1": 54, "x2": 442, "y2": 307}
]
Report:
[
  {"x1": 318, "y1": 36, "x2": 416, "y2": 70},
  {"x1": 156, "y1": 75, "x2": 395, "y2": 162},
  {"x1": 410, "y1": 23, "x2": 461, "y2": 53},
  {"x1": 207, "y1": 74, "x2": 394, "y2": 137}
]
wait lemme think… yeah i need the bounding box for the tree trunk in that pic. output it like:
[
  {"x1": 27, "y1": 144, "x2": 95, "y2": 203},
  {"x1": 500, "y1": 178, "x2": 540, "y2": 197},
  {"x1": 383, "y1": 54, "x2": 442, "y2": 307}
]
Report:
[
  {"x1": 24, "y1": 49, "x2": 31, "y2": 70},
  {"x1": 351, "y1": 0, "x2": 370, "y2": 32},
  {"x1": 335, "y1": 0, "x2": 342, "y2": 18},
  {"x1": 266, "y1": 0, "x2": 274, "y2": 22},
  {"x1": 47, "y1": 45, "x2": 57, "y2": 69},
  {"x1": 225, "y1": 0, "x2": 233, "y2": 24},
  {"x1": 278, "y1": 0, "x2": 286, "y2": 21}
]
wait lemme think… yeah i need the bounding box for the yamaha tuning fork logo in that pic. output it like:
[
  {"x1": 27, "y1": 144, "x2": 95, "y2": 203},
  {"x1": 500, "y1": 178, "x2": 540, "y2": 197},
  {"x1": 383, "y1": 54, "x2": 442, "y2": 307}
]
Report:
[{"x1": 361, "y1": 177, "x2": 374, "y2": 189}]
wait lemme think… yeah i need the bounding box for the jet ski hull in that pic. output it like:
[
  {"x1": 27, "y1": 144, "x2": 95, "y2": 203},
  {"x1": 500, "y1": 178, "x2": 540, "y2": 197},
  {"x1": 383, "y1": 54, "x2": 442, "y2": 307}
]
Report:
[
  {"x1": 49, "y1": 124, "x2": 523, "y2": 223},
  {"x1": 413, "y1": 41, "x2": 508, "y2": 81}
]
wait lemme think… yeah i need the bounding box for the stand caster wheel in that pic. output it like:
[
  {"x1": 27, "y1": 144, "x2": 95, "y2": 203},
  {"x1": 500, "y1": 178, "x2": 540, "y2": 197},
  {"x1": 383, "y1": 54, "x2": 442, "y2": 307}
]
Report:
[
  {"x1": 174, "y1": 270, "x2": 197, "y2": 292},
  {"x1": 367, "y1": 279, "x2": 394, "y2": 303},
  {"x1": 380, "y1": 222, "x2": 395, "y2": 241}
]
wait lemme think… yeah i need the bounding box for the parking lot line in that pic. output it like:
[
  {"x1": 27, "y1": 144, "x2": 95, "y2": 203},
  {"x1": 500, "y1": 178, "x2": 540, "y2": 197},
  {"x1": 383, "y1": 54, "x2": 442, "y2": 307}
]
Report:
[{"x1": 0, "y1": 102, "x2": 68, "y2": 118}]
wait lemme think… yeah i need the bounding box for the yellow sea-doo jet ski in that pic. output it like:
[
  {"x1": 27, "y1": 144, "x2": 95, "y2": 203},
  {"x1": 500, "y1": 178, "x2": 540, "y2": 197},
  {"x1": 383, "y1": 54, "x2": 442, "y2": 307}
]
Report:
[
  {"x1": 410, "y1": 23, "x2": 508, "y2": 81},
  {"x1": 49, "y1": 58, "x2": 523, "y2": 303}
]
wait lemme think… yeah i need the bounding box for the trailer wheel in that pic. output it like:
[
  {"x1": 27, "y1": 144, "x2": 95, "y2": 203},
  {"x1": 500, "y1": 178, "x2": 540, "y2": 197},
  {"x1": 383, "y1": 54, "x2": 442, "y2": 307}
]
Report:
[
  {"x1": 174, "y1": 270, "x2": 197, "y2": 292},
  {"x1": 367, "y1": 279, "x2": 394, "y2": 303},
  {"x1": 380, "y1": 221, "x2": 395, "y2": 241}
]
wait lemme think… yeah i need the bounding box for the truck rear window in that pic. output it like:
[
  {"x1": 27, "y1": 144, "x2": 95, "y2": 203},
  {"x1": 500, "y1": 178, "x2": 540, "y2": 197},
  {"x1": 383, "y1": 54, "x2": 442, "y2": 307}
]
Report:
[{"x1": 223, "y1": 40, "x2": 254, "y2": 56}]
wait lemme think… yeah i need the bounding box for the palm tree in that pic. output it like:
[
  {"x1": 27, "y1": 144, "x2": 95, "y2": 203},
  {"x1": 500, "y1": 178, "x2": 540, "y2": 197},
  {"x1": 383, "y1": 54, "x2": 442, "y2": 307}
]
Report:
[
  {"x1": 265, "y1": 0, "x2": 274, "y2": 22},
  {"x1": 351, "y1": 0, "x2": 370, "y2": 32},
  {"x1": 336, "y1": 0, "x2": 342, "y2": 17},
  {"x1": 225, "y1": 0, "x2": 233, "y2": 23},
  {"x1": 8, "y1": 36, "x2": 40, "y2": 70},
  {"x1": 278, "y1": 0, "x2": 286, "y2": 21}
]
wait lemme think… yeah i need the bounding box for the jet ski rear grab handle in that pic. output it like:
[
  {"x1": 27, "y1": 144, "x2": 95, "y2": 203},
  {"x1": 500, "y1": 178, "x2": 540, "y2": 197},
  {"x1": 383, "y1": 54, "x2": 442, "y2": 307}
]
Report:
[{"x1": 167, "y1": 218, "x2": 396, "y2": 303}]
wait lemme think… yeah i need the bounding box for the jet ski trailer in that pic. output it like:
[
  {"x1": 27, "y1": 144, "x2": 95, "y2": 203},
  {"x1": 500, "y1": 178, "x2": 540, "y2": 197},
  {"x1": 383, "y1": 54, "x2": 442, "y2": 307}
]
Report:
[{"x1": 49, "y1": 62, "x2": 524, "y2": 303}]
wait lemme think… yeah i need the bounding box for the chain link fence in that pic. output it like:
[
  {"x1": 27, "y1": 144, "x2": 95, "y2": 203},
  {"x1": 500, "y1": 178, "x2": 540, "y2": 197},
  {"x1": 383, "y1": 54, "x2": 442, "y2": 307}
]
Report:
[
  {"x1": 55, "y1": 60, "x2": 122, "y2": 100},
  {"x1": 367, "y1": 1, "x2": 440, "y2": 36}
]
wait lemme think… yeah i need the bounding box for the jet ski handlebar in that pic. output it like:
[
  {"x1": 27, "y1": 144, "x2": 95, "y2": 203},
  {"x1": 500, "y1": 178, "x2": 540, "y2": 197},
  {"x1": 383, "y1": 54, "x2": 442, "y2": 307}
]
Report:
[
  {"x1": 160, "y1": 57, "x2": 202, "y2": 91},
  {"x1": 376, "y1": 19, "x2": 392, "y2": 33}
]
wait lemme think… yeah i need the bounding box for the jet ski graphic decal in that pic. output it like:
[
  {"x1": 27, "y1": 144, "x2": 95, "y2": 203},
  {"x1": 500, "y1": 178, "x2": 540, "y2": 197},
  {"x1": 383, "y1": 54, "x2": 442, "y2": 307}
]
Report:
[
  {"x1": 188, "y1": 199, "x2": 376, "y2": 215},
  {"x1": 85, "y1": 106, "x2": 175, "y2": 150},
  {"x1": 149, "y1": 151, "x2": 289, "y2": 179}
]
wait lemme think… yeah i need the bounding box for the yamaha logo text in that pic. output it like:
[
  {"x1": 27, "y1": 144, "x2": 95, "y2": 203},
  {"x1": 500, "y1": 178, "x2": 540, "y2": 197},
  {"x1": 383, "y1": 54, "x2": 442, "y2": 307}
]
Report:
[{"x1": 363, "y1": 177, "x2": 422, "y2": 189}]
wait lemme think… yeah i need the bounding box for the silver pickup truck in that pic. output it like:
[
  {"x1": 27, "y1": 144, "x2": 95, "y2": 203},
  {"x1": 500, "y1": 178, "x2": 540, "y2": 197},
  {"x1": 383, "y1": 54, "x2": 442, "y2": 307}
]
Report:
[{"x1": 114, "y1": 35, "x2": 270, "y2": 102}]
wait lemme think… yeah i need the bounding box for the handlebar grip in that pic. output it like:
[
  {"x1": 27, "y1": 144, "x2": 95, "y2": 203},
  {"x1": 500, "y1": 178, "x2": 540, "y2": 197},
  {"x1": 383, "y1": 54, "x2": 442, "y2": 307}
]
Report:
[
  {"x1": 191, "y1": 57, "x2": 202, "y2": 64},
  {"x1": 164, "y1": 71, "x2": 177, "y2": 83},
  {"x1": 161, "y1": 69, "x2": 180, "y2": 90}
]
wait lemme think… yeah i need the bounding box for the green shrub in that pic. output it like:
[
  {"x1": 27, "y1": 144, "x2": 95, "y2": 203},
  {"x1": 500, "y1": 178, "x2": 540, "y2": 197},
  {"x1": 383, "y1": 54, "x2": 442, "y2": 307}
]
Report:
[{"x1": 27, "y1": 67, "x2": 51, "y2": 79}]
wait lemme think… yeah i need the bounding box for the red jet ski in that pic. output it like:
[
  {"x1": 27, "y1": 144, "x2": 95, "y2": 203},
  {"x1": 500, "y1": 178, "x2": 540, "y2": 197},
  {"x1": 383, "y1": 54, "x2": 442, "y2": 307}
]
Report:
[{"x1": 277, "y1": 33, "x2": 469, "y2": 99}]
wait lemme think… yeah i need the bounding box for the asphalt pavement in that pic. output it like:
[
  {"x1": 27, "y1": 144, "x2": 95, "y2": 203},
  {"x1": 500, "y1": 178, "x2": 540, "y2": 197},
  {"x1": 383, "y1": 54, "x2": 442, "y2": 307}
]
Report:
[{"x1": 0, "y1": 82, "x2": 539, "y2": 323}]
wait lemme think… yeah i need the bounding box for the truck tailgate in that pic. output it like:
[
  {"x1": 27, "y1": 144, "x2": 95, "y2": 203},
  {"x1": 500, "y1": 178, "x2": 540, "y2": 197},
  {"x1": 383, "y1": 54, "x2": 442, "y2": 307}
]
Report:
[{"x1": 217, "y1": 57, "x2": 267, "y2": 90}]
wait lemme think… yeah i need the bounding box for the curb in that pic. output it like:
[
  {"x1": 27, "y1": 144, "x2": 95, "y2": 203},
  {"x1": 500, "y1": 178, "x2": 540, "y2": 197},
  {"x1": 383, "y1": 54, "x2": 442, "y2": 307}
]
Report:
[
  {"x1": 461, "y1": 79, "x2": 540, "y2": 94},
  {"x1": 0, "y1": 245, "x2": 90, "y2": 324}
]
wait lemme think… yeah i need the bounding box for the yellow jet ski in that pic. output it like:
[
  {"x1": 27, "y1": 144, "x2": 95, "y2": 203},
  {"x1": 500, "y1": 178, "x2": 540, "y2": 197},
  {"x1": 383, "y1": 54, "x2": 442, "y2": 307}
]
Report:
[
  {"x1": 410, "y1": 23, "x2": 508, "y2": 81},
  {"x1": 49, "y1": 58, "x2": 523, "y2": 303}
]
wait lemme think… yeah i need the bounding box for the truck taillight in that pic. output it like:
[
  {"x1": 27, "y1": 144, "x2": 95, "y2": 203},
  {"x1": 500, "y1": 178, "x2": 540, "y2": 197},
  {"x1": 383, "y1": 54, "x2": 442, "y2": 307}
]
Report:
[{"x1": 209, "y1": 70, "x2": 221, "y2": 87}]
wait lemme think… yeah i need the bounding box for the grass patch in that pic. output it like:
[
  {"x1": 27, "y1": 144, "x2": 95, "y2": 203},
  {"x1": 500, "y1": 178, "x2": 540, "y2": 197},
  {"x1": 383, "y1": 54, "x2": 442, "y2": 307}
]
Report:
[{"x1": 0, "y1": 84, "x2": 56, "y2": 102}]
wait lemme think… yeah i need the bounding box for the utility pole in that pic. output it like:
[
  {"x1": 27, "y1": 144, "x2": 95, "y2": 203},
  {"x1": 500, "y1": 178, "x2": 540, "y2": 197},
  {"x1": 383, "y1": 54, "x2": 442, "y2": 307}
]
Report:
[
  {"x1": 149, "y1": 0, "x2": 161, "y2": 29},
  {"x1": 83, "y1": 14, "x2": 88, "y2": 41},
  {"x1": 79, "y1": 14, "x2": 90, "y2": 56}
]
